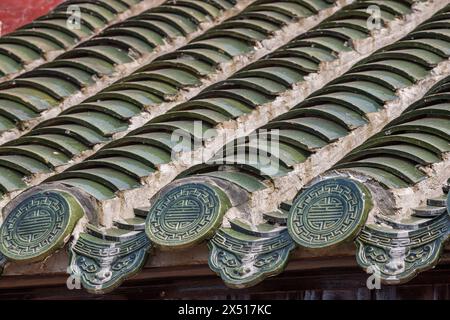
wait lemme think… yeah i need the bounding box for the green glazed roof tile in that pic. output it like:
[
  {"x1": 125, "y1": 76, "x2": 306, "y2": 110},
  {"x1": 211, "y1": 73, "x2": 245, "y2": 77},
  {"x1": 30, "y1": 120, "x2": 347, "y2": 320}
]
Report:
[
  {"x1": 0, "y1": 167, "x2": 27, "y2": 194},
  {"x1": 383, "y1": 118, "x2": 450, "y2": 140},
  {"x1": 265, "y1": 117, "x2": 349, "y2": 142},
  {"x1": 342, "y1": 144, "x2": 441, "y2": 165},
  {"x1": 146, "y1": 58, "x2": 214, "y2": 76},
  {"x1": 9, "y1": 29, "x2": 75, "y2": 48},
  {"x1": 55, "y1": 168, "x2": 140, "y2": 191},
  {"x1": 358, "y1": 132, "x2": 450, "y2": 155},
  {"x1": 301, "y1": 92, "x2": 382, "y2": 114},
  {"x1": 412, "y1": 205, "x2": 447, "y2": 218},
  {"x1": 0, "y1": 117, "x2": 15, "y2": 131},
  {"x1": 256, "y1": 1, "x2": 315, "y2": 17},
  {"x1": 58, "y1": 45, "x2": 134, "y2": 65},
  {"x1": 0, "y1": 155, "x2": 50, "y2": 175},
  {"x1": 38, "y1": 112, "x2": 128, "y2": 137},
  {"x1": 287, "y1": 169, "x2": 449, "y2": 284},
  {"x1": 107, "y1": 81, "x2": 178, "y2": 99},
  {"x1": 198, "y1": 171, "x2": 267, "y2": 192},
  {"x1": 1, "y1": 77, "x2": 79, "y2": 99},
  {"x1": 72, "y1": 157, "x2": 155, "y2": 179},
  {"x1": 353, "y1": 59, "x2": 429, "y2": 82},
  {"x1": 59, "y1": 178, "x2": 116, "y2": 200},
  {"x1": 336, "y1": 156, "x2": 427, "y2": 184},
  {"x1": 6, "y1": 134, "x2": 86, "y2": 157},
  {"x1": 30, "y1": 124, "x2": 108, "y2": 146},
  {"x1": 6, "y1": 5, "x2": 450, "y2": 294},
  {"x1": 63, "y1": 101, "x2": 141, "y2": 120},
  {"x1": 276, "y1": 104, "x2": 368, "y2": 130},
  {"x1": 313, "y1": 81, "x2": 397, "y2": 104},
  {"x1": 235, "y1": 66, "x2": 304, "y2": 87},
  {"x1": 0, "y1": 145, "x2": 69, "y2": 167},
  {"x1": 185, "y1": 37, "x2": 253, "y2": 57},
  {"x1": 85, "y1": 224, "x2": 141, "y2": 242},
  {"x1": 0, "y1": 87, "x2": 58, "y2": 112},
  {"x1": 427, "y1": 195, "x2": 448, "y2": 208},
  {"x1": 100, "y1": 26, "x2": 164, "y2": 47},
  {"x1": 361, "y1": 0, "x2": 412, "y2": 15},
  {"x1": 3, "y1": 0, "x2": 419, "y2": 155},
  {"x1": 0, "y1": 99, "x2": 37, "y2": 121},
  {"x1": 334, "y1": 70, "x2": 413, "y2": 91},
  {"x1": 263, "y1": 210, "x2": 288, "y2": 225},
  {"x1": 44, "y1": 57, "x2": 116, "y2": 76},
  {"x1": 152, "y1": 109, "x2": 229, "y2": 125},
  {"x1": 241, "y1": 10, "x2": 292, "y2": 25},
  {"x1": 103, "y1": 132, "x2": 177, "y2": 152}
]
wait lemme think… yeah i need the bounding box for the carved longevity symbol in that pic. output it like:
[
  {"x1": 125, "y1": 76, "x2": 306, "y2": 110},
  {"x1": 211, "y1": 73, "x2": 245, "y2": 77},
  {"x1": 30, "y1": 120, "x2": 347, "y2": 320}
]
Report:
[
  {"x1": 288, "y1": 178, "x2": 372, "y2": 248},
  {"x1": 146, "y1": 183, "x2": 231, "y2": 249},
  {"x1": 0, "y1": 190, "x2": 83, "y2": 262}
]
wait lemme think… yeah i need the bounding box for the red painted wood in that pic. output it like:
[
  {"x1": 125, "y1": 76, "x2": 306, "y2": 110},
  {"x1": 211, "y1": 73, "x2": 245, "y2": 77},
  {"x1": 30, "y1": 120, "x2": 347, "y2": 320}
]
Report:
[{"x1": 0, "y1": 0, "x2": 64, "y2": 35}]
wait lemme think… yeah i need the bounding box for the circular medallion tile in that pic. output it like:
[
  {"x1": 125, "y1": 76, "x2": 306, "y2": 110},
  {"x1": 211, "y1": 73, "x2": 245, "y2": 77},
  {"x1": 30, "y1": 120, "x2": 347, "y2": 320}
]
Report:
[
  {"x1": 287, "y1": 178, "x2": 372, "y2": 249},
  {"x1": 145, "y1": 183, "x2": 231, "y2": 249},
  {"x1": 0, "y1": 190, "x2": 84, "y2": 262}
]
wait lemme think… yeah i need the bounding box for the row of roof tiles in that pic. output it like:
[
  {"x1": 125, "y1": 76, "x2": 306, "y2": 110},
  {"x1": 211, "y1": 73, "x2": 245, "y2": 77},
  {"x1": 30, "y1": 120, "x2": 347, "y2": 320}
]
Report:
[
  {"x1": 0, "y1": 0, "x2": 242, "y2": 141},
  {"x1": 335, "y1": 78, "x2": 450, "y2": 188},
  {"x1": 0, "y1": 0, "x2": 144, "y2": 80}
]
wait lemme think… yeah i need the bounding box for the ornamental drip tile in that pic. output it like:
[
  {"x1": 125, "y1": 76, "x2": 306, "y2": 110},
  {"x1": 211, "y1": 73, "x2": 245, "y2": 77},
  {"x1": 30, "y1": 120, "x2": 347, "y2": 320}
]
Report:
[
  {"x1": 208, "y1": 219, "x2": 295, "y2": 288},
  {"x1": 68, "y1": 216, "x2": 151, "y2": 294},
  {"x1": 355, "y1": 185, "x2": 449, "y2": 284}
]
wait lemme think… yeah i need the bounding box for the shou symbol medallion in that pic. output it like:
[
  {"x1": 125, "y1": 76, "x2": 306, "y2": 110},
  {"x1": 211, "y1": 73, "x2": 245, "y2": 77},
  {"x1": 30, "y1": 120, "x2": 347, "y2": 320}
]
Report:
[
  {"x1": 0, "y1": 190, "x2": 83, "y2": 262},
  {"x1": 146, "y1": 183, "x2": 231, "y2": 249},
  {"x1": 288, "y1": 178, "x2": 372, "y2": 249}
]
